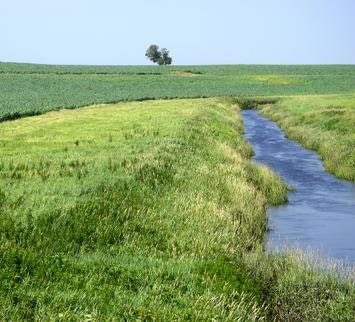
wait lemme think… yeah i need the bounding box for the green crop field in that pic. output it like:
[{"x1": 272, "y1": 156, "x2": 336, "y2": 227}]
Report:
[
  {"x1": 0, "y1": 63, "x2": 354, "y2": 320},
  {"x1": 1, "y1": 62, "x2": 355, "y2": 121}
]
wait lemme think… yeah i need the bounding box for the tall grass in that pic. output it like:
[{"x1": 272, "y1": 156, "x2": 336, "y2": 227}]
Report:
[{"x1": 243, "y1": 249, "x2": 354, "y2": 321}]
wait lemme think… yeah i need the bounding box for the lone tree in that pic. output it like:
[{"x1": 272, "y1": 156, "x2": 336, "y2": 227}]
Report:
[{"x1": 145, "y1": 44, "x2": 172, "y2": 65}]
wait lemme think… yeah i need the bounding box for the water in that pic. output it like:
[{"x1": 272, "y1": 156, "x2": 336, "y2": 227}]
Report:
[{"x1": 242, "y1": 109, "x2": 355, "y2": 263}]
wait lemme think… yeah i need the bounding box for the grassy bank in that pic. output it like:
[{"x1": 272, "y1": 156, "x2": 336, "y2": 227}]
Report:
[
  {"x1": 1, "y1": 63, "x2": 355, "y2": 122},
  {"x1": 259, "y1": 94, "x2": 355, "y2": 181},
  {"x1": 0, "y1": 98, "x2": 353, "y2": 320},
  {"x1": 0, "y1": 98, "x2": 283, "y2": 319}
]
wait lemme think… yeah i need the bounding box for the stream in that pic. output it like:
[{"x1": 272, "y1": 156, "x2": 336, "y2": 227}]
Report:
[{"x1": 242, "y1": 109, "x2": 355, "y2": 263}]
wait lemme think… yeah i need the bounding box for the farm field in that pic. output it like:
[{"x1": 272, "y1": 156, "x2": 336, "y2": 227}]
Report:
[
  {"x1": 0, "y1": 62, "x2": 355, "y2": 121},
  {"x1": 0, "y1": 63, "x2": 354, "y2": 320}
]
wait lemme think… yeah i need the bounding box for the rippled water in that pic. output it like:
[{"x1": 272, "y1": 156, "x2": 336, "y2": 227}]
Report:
[{"x1": 242, "y1": 110, "x2": 355, "y2": 263}]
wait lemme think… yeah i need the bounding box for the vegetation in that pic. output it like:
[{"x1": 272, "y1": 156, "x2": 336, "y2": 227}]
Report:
[
  {"x1": 0, "y1": 62, "x2": 355, "y2": 122},
  {"x1": 244, "y1": 250, "x2": 355, "y2": 321},
  {"x1": 160, "y1": 48, "x2": 173, "y2": 66},
  {"x1": 0, "y1": 98, "x2": 274, "y2": 319},
  {"x1": 145, "y1": 45, "x2": 172, "y2": 65},
  {"x1": 0, "y1": 97, "x2": 353, "y2": 320},
  {"x1": 0, "y1": 62, "x2": 354, "y2": 320},
  {"x1": 259, "y1": 94, "x2": 355, "y2": 181}
]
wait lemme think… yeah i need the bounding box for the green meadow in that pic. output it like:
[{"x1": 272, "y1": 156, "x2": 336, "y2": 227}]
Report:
[{"x1": 0, "y1": 63, "x2": 354, "y2": 320}]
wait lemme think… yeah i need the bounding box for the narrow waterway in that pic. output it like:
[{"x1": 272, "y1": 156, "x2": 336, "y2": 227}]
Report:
[{"x1": 242, "y1": 109, "x2": 355, "y2": 263}]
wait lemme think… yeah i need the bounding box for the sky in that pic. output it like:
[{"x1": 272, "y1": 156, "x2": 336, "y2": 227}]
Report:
[{"x1": 1, "y1": 0, "x2": 354, "y2": 65}]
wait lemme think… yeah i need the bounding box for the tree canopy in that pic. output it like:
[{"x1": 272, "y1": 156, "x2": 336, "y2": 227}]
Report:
[{"x1": 145, "y1": 45, "x2": 172, "y2": 65}]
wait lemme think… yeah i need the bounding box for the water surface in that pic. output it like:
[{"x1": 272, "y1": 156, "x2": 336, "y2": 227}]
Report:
[{"x1": 242, "y1": 109, "x2": 355, "y2": 263}]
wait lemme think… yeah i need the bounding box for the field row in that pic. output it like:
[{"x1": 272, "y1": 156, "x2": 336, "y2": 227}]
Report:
[{"x1": 2, "y1": 62, "x2": 355, "y2": 75}]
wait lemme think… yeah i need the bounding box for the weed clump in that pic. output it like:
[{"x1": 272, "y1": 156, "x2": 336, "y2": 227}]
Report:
[{"x1": 234, "y1": 97, "x2": 279, "y2": 110}]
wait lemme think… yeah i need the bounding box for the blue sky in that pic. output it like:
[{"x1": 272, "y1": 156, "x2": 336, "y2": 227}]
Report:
[{"x1": 1, "y1": 0, "x2": 354, "y2": 65}]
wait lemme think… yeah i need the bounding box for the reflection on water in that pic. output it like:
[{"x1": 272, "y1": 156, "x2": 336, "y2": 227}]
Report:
[{"x1": 242, "y1": 110, "x2": 355, "y2": 263}]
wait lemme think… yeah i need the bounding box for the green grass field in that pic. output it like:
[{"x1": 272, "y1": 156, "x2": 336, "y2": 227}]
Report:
[{"x1": 0, "y1": 63, "x2": 354, "y2": 320}]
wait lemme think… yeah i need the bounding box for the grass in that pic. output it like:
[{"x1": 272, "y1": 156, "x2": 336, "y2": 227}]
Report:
[
  {"x1": 0, "y1": 62, "x2": 355, "y2": 121},
  {"x1": 259, "y1": 94, "x2": 355, "y2": 181},
  {"x1": 0, "y1": 97, "x2": 353, "y2": 320},
  {"x1": 244, "y1": 250, "x2": 355, "y2": 321},
  {"x1": 0, "y1": 98, "x2": 283, "y2": 320}
]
